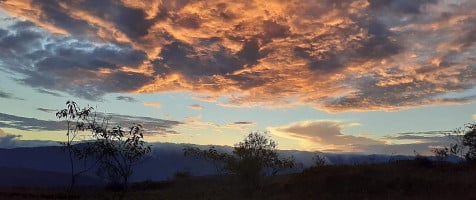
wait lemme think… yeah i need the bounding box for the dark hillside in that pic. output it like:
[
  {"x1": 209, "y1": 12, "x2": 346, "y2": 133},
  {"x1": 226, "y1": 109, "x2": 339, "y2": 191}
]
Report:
[{"x1": 3, "y1": 161, "x2": 474, "y2": 199}]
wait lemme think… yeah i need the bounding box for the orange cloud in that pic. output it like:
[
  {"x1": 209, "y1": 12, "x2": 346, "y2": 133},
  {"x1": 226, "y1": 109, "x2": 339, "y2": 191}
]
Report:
[
  {"x1": 1, "y1": 0, "x2": 475, "y2": 112},
  {"x1": 271, "y1": 120, "x2": 384, "y2": 152},
  {"x1": 188, "y1": 104, "x2": 203, "y2": 110},
  {"x1": 143, "y1": 101, "x2": 161, "y2": 109}
]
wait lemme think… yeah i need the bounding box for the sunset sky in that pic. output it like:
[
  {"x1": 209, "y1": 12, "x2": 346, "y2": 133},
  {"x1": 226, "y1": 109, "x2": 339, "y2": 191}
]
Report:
[{"x1": 0, "y1": 0, "x2": 475, "y2": 155}]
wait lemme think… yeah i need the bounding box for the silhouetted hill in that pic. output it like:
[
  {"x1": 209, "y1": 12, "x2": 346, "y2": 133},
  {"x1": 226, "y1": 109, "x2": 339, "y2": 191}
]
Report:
[
  {"x1": 0, "y1": 166, "x2": 102, "y2": 187},
  {"x1": 0, "y1": 142, "x2": 463, "y2": 187}
]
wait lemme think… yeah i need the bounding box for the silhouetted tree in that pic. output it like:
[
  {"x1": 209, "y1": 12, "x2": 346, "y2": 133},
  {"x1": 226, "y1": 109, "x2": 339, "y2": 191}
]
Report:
[
  {"x1": 441, "y1": 122, "x2": 476, "y2": 162},
  {"x1": 56, "y1": 101, "x2": 95, "y2": 191},
  {"x1": 57, "y1": 101, "x2": 151, "y2": 191},
  {"x1": 312, "y1": 153, "x2": 328, "y2": 167},
  {"x1": 184, "y1": 131, "x2": 294, "y2": 192},
  {"x1": 462, "y1": 123, "x2": 476, "y2": 162},
  {"x1": 88, "y1": 123, "x2": 151, "y2": 190},
  {"x1": 431, "y1": 147, "x2": 449, "y2": 161},
  {"x1": 183, "y1": 146, "x2": 232, "y2": 175},
  {"x1": 231, "y1": 132, "x2": 294, "y2": 179}
]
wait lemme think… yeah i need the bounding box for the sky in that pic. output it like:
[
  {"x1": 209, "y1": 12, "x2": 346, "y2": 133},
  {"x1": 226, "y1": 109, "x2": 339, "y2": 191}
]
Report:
[{"x1": 0, "y1": 0, "x2": 475, "y2": 155}]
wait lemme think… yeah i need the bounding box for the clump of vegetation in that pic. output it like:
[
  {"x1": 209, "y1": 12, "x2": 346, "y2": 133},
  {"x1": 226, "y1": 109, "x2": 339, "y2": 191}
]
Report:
[
  {"x1": 462, "y1": 122, "x2": 476, "y2": 162},
  {"x1": 5, "y1": 160, "x2": 476, "y2": 200},
  {"x1": 184, "y1": 131, "x2": 294, "y2": 192},
  {"x1": 312, "y1": 153, "x2": 328, "y2": 167},
  {"x1": 90, "y1": 123, "x2": 151, "y2": 190},
  {"x1": 56, "y1": 101, "x2": 151, "y2": 191},
  {"x1": 431, "y1": 147, "x2": 449, "y2": 161},
  {"x1": 432, "y1": 122, "x2": 476, "y2": 162},
  {"x1": 55, "y1": 101, "x2": 95, "y2": 191}
]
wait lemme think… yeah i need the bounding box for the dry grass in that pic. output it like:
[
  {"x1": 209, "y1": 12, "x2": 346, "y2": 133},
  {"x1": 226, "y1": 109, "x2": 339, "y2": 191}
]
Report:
[{"x1": 2, "y1": 161, "x2": 476, "y2": 199}]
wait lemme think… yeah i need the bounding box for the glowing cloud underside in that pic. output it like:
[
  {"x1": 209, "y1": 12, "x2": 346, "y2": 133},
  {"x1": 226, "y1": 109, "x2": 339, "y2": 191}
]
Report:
[{"x1": 0, "y1": 0, "x2": 475, "y2": 112}]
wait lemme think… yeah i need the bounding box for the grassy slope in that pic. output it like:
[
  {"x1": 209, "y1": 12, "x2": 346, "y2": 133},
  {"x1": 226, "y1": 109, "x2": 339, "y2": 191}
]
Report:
[{"x1": 1, "y1": 160, "x2": 475, "y2": 200}]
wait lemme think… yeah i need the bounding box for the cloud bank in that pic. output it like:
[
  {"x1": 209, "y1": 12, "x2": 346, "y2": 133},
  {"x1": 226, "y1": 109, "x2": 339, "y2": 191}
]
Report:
[
  {"x1": 273, "y1": 120, "x2": 384, "y2": 152},
  {"x1": 272, "y1": 120, "x2": 450, "y2": 154},
  {"x1": 0, "y1": 111, "x2": 181, "y2": 135},
  {"x1": 0, "y1": 0, "x2": 475, "y2": 111},
  {"x1": 0, "y1": 128, "x2": 59, "y2": 148}
]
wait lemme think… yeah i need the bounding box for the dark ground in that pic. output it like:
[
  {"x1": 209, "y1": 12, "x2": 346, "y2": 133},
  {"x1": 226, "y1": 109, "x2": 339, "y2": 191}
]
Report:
[{"x1": 1, "y1": 160, "x2": 475, "y2": 200}]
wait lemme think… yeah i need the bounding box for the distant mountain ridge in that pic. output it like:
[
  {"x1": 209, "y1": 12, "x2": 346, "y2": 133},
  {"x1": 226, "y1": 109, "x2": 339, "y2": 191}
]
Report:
[
  {"x1": 0, "y1": 142, "x2": 462, "y2": 187},
  {"x1": 0, "y1": 166, "x2": 102, "y2": 187}
]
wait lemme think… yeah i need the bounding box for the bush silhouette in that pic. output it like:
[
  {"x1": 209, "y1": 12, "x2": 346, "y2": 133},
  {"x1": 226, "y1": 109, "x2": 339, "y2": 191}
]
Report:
[
  {"x1": 312, "y1": 153, "x2": 328, "y2": 167},
  {"x1": 56, "y1": 101, "x2": 95, "y2": 191},
  {"x1": 441, "y1": 122, "x2": 476, "y2": 162},
  {"x1": 56, "y1": 101, "x2": 151, "y2": 191},
  {"x1": 462, "y1": 123, "x2": 476, "y2": 162},
  {"x1": 184, "y1": 131, "x2": 294, "y2": 191}
]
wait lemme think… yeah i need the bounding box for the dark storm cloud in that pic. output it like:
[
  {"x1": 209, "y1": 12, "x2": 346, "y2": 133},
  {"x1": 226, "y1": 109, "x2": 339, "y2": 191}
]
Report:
[
  {"x1": 154, "y1": 40, "x2": 244, "y2": 77},
  {"x1": 0, "y1": 28, "x2": 42, "y2": 54},
  {"x1": 322, "y1": 63, "x2": 476, "y2": 111},
  {"x1": 35, "y1": 44, "x2": 147, "y2": 71},
  {"x1": 294, "y1": 46, "x2": 345, "y2": 74},
  {"x1": 237, "y1": 38, "x2": 262, "y2": 65},
  {"x1": 0, "y1": 112, "x2": 65, "y2": 131},
  {"x1": 452, "y1": 18, "x2": 476, "y2": 49},
  {"x1": 384, "y1": 131, "x2": 450, "y2": 141},
  {"x1": 1, "y1": 0, "x2": 475, "y2": 112},
  {"x1": 102, "y1": 71, "x2": 154, "y2": 91},
  {"x1": 96, "y1": 113, "x2": 183, "y2": 135},
  {"x1": 368, "y1": 0, "x2": 438, "y2": 14},
  {"x1": 116, "y1": 96, "x2": 138, "y2": 102},
  {"x1": 36, "y1": 108, "x2": 57, "y2": 113},
  {"x1": 21, "y1": 70, "x2": 153, "y2": 101},
  {"x1": 35, "y1": 88, "x2": 63, "y2": 97},
  {"x1": 0, "y1": 111, "x2": 182, "y2": 135},
  {"x1": 27, "y1": 0, "x2": 154, "y2": 39},
  {"x1": 0, "y1": 90, "x2": 14, "y2": 99},
  {"x1": 0, "y1": 21, "x2": 151, "y2": 100},
  {"x1": 298, "y1": 14, "x2": 401, "y2": 74},
  {"x1": 356, "y1": 21, "x2": 401, "y2": 59},
  {"x1": 31, "y1": 0, "x2": 98, "y2": 36},
  {"x1": 363, "y1": 131, "x2": 453, "y2": 155},
  {"x1": 8, "y1": 20, "x2": 35, "y2": 29},
  {"x1": 67, "y1": 0, "x2": 155, "y2": 39},
  {"x1": 0, "y1": 90, "x2": 24, "y2": 100},
  {"x1": 229, "y1": 121, "x2": 255, "y2": 126}
]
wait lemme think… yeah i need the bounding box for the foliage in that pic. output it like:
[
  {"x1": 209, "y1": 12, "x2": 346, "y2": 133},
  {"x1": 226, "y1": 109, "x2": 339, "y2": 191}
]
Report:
[
  {"x1": 183, "y1": 146, "x2": 232, "y2": 175},
  {"x1": 56, "y1": 101, "x2": 151, "y2": 191},
  {"x1": 431, "y1": 147, "x2": 449, "y2": 161},
  {"x1": 443, "y1": 122, "x2": 476, "y2": 162},
  {"x1": 312, "y1": 153, "x2": 328, "y2": 167},
  {"x1": 231, "y1": 132, "x2": 294, "y2": 178},
  {"x1": 56, "y1": 101, "x2": 95, "y2": 191},
  {"x1": 184, "y1": 131, "x2": 294, "y2": 190},
  {"x1": 462, "y1": 123, "x2": 476, "y2": 162},
  {"x1": 88, "y1": 123, "x2": 151, "y2": 189}
]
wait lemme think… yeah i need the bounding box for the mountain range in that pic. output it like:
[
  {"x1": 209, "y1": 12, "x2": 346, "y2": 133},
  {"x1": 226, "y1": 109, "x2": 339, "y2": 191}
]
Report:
[{"x1": 0, "y1": 142, "x2": 457, "y2": 187}]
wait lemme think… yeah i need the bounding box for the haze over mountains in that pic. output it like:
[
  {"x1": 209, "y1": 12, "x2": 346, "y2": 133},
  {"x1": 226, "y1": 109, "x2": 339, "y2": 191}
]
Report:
[{"x1": 1, "y1": 142, "x2": 459, "y2": 187}]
